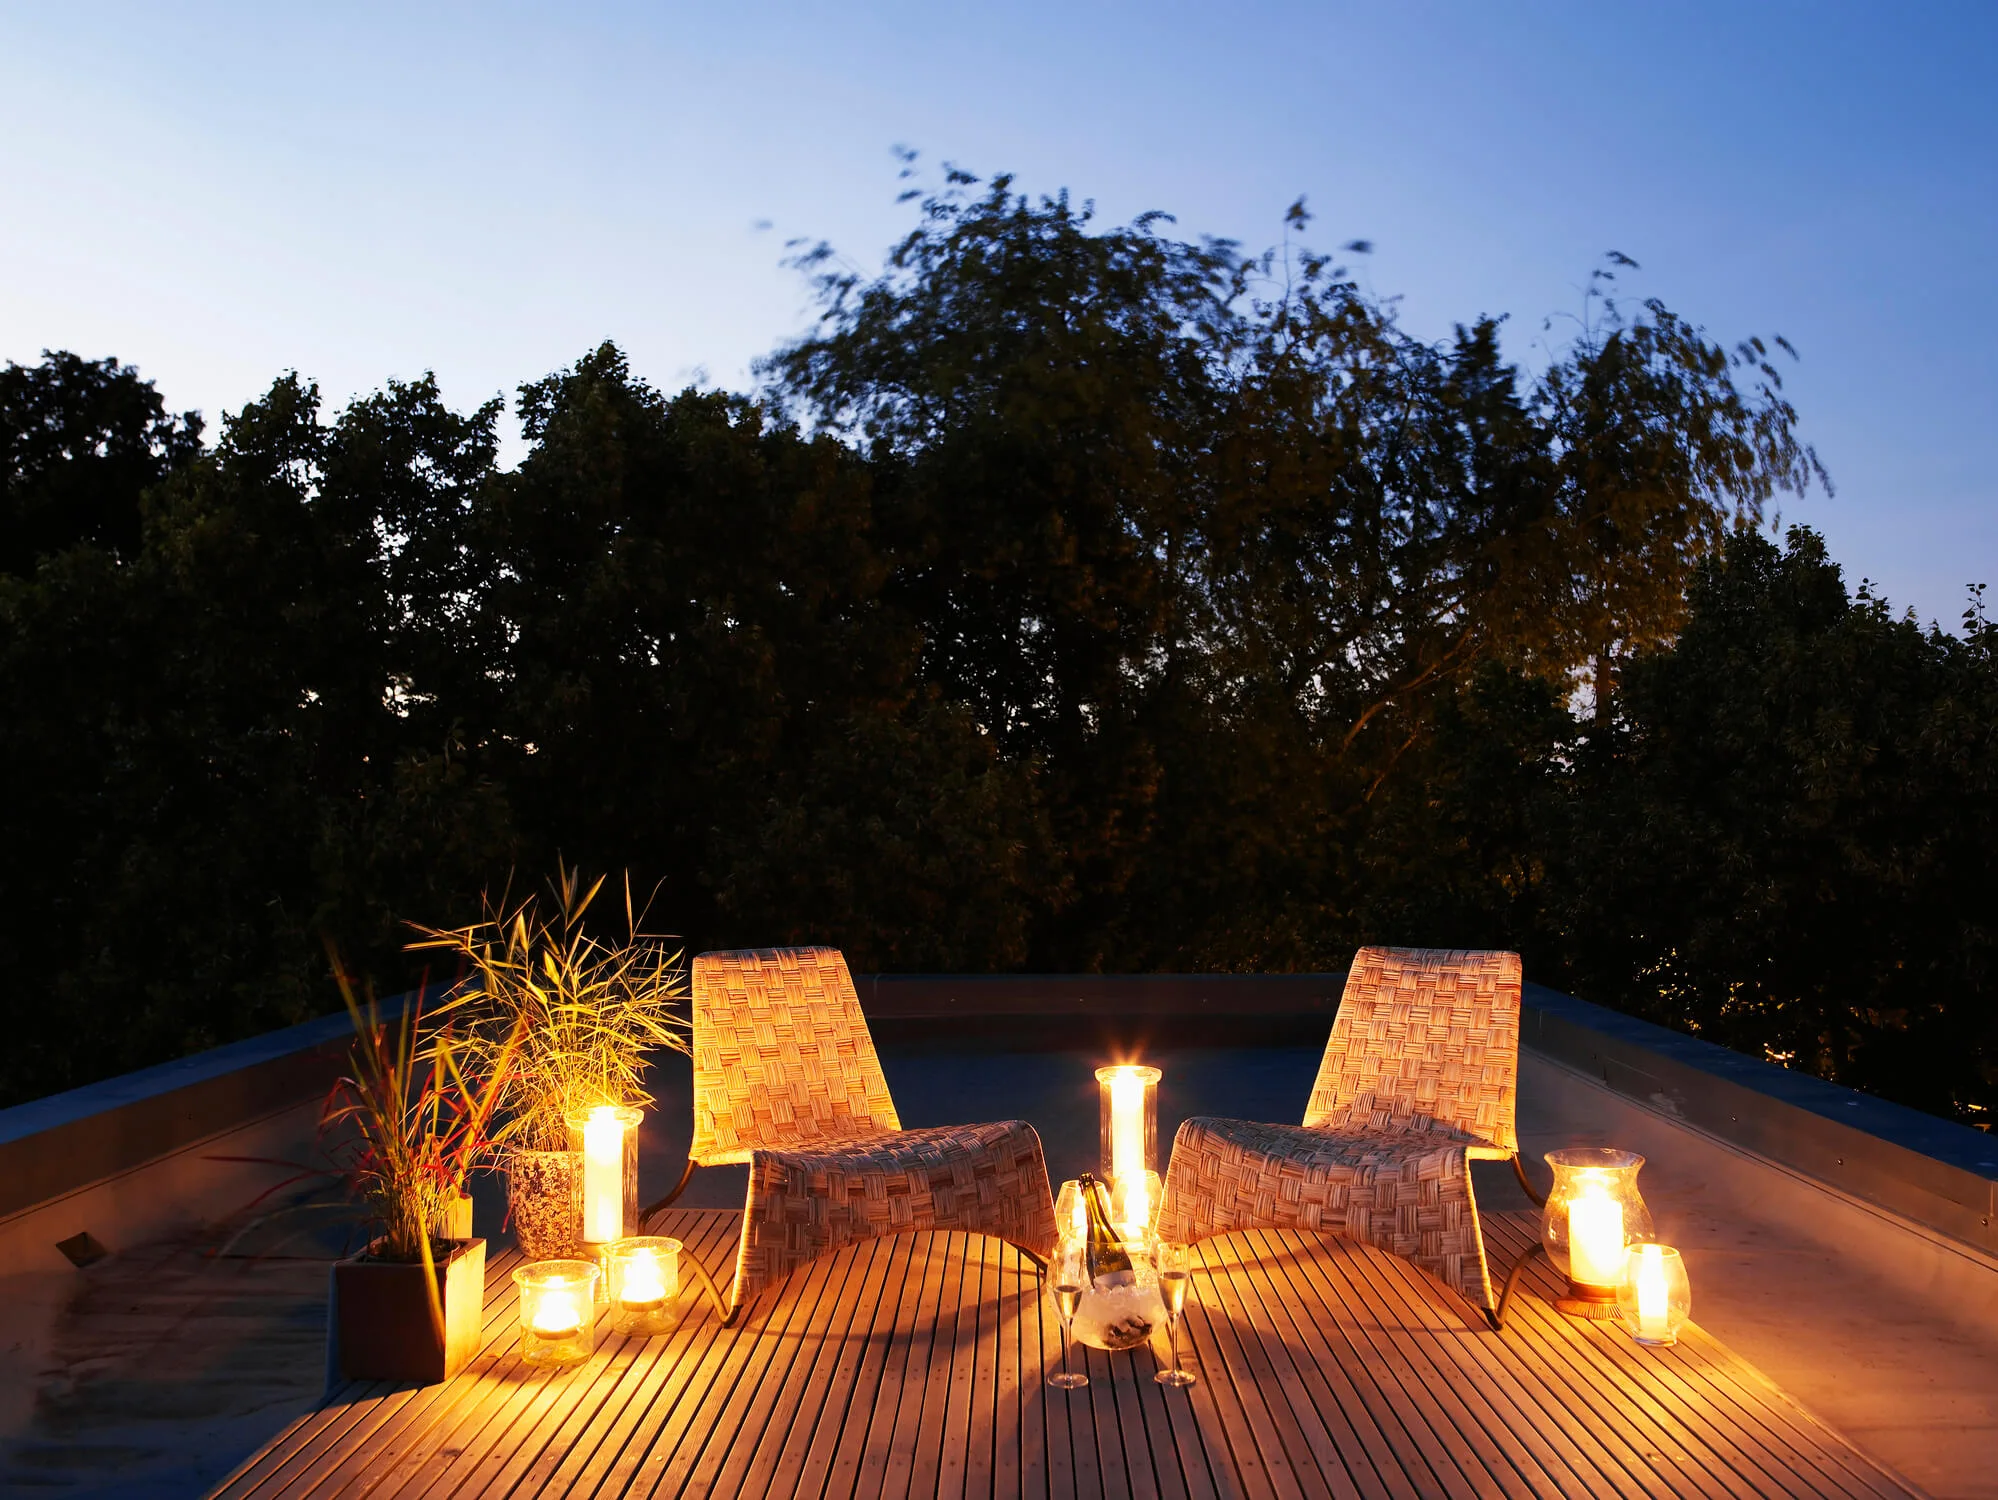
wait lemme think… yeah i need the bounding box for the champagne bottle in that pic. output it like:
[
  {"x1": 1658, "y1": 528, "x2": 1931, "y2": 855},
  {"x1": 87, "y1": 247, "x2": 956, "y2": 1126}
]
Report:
[{"x1": 1080, "y1": 1172, "x2": 1136, "y2": 1290}]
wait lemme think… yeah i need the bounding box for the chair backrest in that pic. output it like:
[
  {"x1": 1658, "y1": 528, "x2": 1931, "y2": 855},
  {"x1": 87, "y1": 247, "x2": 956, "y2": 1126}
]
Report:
[
  {"x1": 688, "y1": 946, "x2": 902, "y2": 1165},
  {"x1": 1302, "y1": 946, "x2": 1521, "y2": 1153}
]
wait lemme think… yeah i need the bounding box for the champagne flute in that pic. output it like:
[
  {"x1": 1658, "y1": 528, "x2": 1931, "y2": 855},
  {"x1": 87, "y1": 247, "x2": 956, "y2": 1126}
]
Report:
[
  {"x1": 1047, "y1": 1245, "x2": 1089, "y2": 1389},
  {"x1": 1153, "y1": 1240, "x2": 1196, "y2": 1387}
]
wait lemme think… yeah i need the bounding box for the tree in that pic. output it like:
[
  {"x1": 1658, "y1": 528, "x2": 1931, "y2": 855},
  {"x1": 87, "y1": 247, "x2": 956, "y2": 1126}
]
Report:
[
  {"x1": 1, "y1": 351, "x2": 202, "y2": 574},
  {"x1": 1556, "y1": 527, "x2": 1998, "y2": 1123},
  {"x1": 766, "y1": 170, "x2": 1825, "y2": 966}
]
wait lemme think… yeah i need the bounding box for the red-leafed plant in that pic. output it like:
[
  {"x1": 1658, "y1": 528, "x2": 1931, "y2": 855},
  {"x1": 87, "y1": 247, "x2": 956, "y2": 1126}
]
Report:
[{"x1": 321, "y1": 945, "x2": 522, "y2": 1327}]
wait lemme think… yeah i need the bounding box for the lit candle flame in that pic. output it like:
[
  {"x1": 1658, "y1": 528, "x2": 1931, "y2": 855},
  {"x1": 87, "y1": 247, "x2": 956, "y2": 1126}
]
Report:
[
  {"x1": 1109, "y1": 1067, "x2": 1147, "y2": 1183},
  {"x1": 1568, "y1": 1179, "x2": 1625, "y2": 1287},
  {"x1": 1124, "y1": 1173, "x2": 1150, "y2": 1236},
  {"x1": 1635, "y1": 1243, "x2": 1669, "y2": 1337},
  {"x1": 583, "y1": 1105, "x2": 624, "y2": 1244},
  {"x1": 621, "y1": 1248, "x2": 670, "y2": 1307},
  {"x1": 532, "y1": 1284, "x2": 584, "y2": 1337}
]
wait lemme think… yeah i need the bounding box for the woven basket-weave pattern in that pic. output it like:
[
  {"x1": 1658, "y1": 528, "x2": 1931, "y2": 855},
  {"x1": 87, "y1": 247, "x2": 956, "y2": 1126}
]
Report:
[
  {"x1": 1156, "y1": 1116, "x2": 1494, "y2": 1306},
  {"x1": 1157, "y1": 946, "x2": 1522, "y2": 1312},
  {"x1": 689, "y1": 947, "x2": 901, "y2": 1166},
  {"x1": 734, "y1": 1119, "x2": 1058, "y2": 1311},
  {"x1": 689, "y1": 946, "x2": 1057, "y2": 1315},
  {"x1": 1304, "y1": 946, "x2": 1521, "y2": 1154}
]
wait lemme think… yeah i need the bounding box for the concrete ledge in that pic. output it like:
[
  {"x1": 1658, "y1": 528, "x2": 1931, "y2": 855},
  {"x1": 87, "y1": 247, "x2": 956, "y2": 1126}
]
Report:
[
  {"x1": 1522, "y1": 981, "x2": 1998, "y2": 1260},
  {"x1": 855, "y1": 972, "x2": 1343, "y2": 1046},
  {"x1": 0, "y1": 993, "x2": 418, "y2": 1226},
  {"x1": 5, "y1": 970, "x2": 1993, "y2": 1276},
  {"x1": 855, "y1": 972, "x2": 1343, "y2": 1016}
]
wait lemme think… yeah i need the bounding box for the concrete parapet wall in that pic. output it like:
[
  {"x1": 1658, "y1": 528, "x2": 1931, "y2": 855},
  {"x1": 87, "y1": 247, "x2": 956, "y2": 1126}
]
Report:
[
  {"x1": 1521, "y1": 982, "x2": 1998, "y2": 1262},
  {"x1": 2, "y1": 971, "x2": 1992, "y2": 1272}
]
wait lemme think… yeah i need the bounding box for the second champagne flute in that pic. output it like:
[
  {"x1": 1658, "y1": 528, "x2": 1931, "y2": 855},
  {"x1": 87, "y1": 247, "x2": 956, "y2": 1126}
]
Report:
[
  {"x1": 1153, "y1": 1240, "x2": 1196, "y2": 1387},
  {"x1": 1047, "y1": 1245, "x2": 1089, "y2": 1389}
]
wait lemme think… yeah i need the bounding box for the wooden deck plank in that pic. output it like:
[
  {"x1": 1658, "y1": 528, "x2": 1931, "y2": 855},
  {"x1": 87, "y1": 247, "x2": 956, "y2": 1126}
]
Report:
[
  {"x1": 1306, "y1": 1224, "x2": 1683, "y2": 1500},
  {"x1": 1312, "y1": 1222, "x2": 1671, "y2": 1500},
  {"x1": 858, "y1": 1219, "x2": 954, "y2": 1500},
  {"x1": 754, "y1": 1233, "x2": 896, "y2": 1500},
  {"x1": 584, "y1": 1223, "x2": 767, "y2": 1497},
  {"x1": 561, "y1": 1213, "x2": 757, "y2": 1499},
  {"x1": 1220, "y1": 1224, "x2": 1469, "y2": 1500},
  {"x1": 388, "y1": 1222, "x2": 744, "y2": 1500},
  {"x1": 1183, "y1": 1237, "x2": 1316, "y2": 1499},
  {"x1": 1228, "y1": 1227, "x2": 1509, "y2": 1500},
  {"x1": 955, "y1": 1236, "x2": 1003, "y2": 1500},
  {"x1": 826, "y1": 1227, "x2": 935, "y2": 1500},
  {"x1": 703, "y1": 1219, "x2": 886, "y2": 1499},
  {"x1": 505, "y1": 1209, "x2": 740, "y2": 1498},
  {"x1": 496, "y1": 1211, "x2": 749, "y2": 1500},
  {"x1": 991, "y1": 1245, "x2": 1026, "y2": 1500},
  {"x1": 790, "y1": 1232, "x2": 914, "y2": 1500},
  {"x1": 1483, "y1": 1215, "x2": 1854, "y2": 1500},
  {"x1": 1481, "y1": 1214, "x2": 1862, "y2": 1500},
  {"x1": 221, "y1": 1208, "x2": 1924, "y2": 1500},
  {"x1": 250, "y1": 1246, "x2": 531, "y2": 1500}
]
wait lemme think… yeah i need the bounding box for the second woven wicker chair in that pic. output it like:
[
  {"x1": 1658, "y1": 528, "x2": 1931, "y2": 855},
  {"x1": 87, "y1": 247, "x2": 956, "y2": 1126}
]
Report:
[
  {"x1": 1155, "y1": 946, "x2": 1524, "y2": 1326},
  {"x1": 673, "y1": 946, "x2": 1058, "y2": 1323}
]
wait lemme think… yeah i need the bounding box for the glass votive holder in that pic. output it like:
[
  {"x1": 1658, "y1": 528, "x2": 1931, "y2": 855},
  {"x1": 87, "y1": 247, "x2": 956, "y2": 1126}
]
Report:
[
  {"x1": 513, "y1": 1258, "x2": 599, "y2": 1367},
  {"x1": 1096, "y1": 1065, "x2": 1161, "y2": 1182},
  {"x1": 1617, "y1": 1243, "x2": 1692, "y2": 1346},
  {"x1": 603, "y1": 1236, "x2": 682, "y2": 1337}
]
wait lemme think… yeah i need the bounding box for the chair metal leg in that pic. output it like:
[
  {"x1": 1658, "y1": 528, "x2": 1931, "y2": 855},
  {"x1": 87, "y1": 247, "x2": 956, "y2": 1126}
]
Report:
[
  {"x1": 677, "y1": 1242, "x2": 740, "y2": 1327},
  {"x1": 1510, "y1": 1153, "x2": 1547, "y2": 1207},
  {"x1": 1485, "y1": 1241, "x2": 1546, "y2": 1331},
  {"x1": 639, "y1": 1159, "x2": 699, "y2": 1229}
]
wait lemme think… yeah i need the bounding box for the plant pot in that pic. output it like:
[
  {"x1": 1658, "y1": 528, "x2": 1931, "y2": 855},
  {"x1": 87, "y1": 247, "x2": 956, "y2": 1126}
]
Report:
[
  {"x1": 508, "y1": 1148, "x2": 585, "y2": 1257},
  {"x1": 434, "y1": 1193, "x2": 474, "y2": 1241},
  {"x1": 332, "y1": 1237, "x2": 485, "y2": 1384}
]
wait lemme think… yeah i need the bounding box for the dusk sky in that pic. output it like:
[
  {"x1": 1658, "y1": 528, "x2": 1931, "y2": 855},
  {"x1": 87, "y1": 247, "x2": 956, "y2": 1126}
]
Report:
[{"x1": 5, "y1": 2, "x2": 1993, "y2": 627}]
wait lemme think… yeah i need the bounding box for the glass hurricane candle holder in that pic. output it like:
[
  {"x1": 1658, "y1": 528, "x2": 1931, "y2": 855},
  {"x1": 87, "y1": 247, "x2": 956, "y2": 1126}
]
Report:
[
  {"x1": 513, "y1": 1259, "x2": 599, "y2": 1367},
  {"x1": 566, "y1": 1105, "x2": 642, "y2": 1249},
  {"x1": 603, "y1": 1236, "x2": 682, "y2": 1337},
  {"x1": 1617, "y1": 1243, "x2": 1691, "y2": 1346},
  {"x1": 1110, "y1": 1169, "x2": 1163, "y2": 1248},
  {"x1": 1540, "y1": 1148, "x2": 1655, "y2": 1319},
  {"x1": 1096, "y1": 1065, "x2": 1161, "y2": 1186}
]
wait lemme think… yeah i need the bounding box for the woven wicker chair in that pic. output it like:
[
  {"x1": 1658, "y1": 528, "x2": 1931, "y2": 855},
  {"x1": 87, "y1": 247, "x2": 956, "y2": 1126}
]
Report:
[
  {"x1": 1155, "y1": 946, "x2": 1526, "y2": 1327},
  {"x1": 649, "y1": 946, "x2": 1058, "y2": 1323}
]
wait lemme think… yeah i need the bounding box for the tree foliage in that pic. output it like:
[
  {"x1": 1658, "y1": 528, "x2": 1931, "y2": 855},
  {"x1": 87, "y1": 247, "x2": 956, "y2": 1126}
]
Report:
[{"x1": 1, "y1": 167, "x2": 1988, "y2": 1128}]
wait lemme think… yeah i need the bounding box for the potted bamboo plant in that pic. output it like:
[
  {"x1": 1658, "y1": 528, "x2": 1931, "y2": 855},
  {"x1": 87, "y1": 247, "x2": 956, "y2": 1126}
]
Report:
[
  {"x1": 411, "y1": 863, "x2": 689, "y2": 1258},
  {"x1": 323, "y1": 956, "x2": 520, "y2": 1385}
]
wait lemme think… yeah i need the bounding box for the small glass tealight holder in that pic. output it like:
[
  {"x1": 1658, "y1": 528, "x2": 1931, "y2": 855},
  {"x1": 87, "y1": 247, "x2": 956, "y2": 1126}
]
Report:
[
  {"x1": 604, "y1": 1236, "x2": 682, "y2": 1337},
  {"x1": 513, "y1": 1258, "x2": 599, "y2": 1367},
  {"x1": 1617, "y1": 1243, "x2": 1691, "y2": 1346}
]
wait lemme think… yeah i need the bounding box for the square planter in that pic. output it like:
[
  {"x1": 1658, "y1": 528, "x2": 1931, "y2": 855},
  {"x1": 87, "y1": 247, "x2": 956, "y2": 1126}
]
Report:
[{"x1": 332, "y1": 1237, "x2": 486, "y2": 1384}]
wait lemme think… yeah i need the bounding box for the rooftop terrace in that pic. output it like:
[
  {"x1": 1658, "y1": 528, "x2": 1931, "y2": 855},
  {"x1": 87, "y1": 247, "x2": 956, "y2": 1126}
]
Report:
[{"x1": 2, "y1": 976, "x2": 1994, "y2": 1498}]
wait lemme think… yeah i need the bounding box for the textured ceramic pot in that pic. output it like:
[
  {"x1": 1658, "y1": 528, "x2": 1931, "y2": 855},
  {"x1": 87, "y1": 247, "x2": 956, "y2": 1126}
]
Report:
[{"x1": 508, "y1": 1148, "x2": 585, "y2": 1258}]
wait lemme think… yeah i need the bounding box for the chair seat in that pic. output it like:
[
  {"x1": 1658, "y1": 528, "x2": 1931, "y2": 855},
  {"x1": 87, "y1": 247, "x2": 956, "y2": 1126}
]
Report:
[
  {"x1": 1157, "y1": 1114, "x2": 1498, "y2": 1310},
  {"x1": 733, "y1": 1119, "x2": 1057, "y2": 1311}
]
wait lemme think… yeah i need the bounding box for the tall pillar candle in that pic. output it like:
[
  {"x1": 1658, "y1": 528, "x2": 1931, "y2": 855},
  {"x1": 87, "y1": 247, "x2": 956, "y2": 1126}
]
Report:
[
  {"x1": 1568, "y1": 1190, "x2": 1625, "y2": 1287},
  {"x1": 582, "y1": 1106, "x2": 625, "y2": 1245}
]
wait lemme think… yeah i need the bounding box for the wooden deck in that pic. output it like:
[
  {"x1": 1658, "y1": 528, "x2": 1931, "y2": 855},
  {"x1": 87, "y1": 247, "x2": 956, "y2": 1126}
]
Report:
[{"x1": 213, "y1": 1208, "x2": 1921, "y2": 1500}]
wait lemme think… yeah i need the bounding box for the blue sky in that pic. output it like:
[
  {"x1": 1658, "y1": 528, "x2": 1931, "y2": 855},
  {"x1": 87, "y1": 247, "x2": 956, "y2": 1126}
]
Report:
[{"x1": 4, "y1": 2, "x2": 1993, "y2": 626}]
